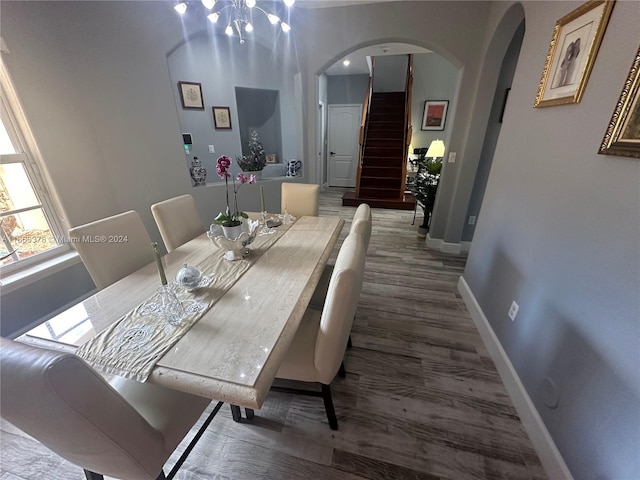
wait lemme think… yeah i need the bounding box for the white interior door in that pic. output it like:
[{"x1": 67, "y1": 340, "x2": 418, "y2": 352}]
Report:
[{"x1": 328, "y1": 104, "x2": 361, "y2": 187}]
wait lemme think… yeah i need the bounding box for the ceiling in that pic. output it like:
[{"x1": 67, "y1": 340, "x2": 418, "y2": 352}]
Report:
[
  {"x1": 296, "y1": 0, "x2": 402, "y2": 8},
  {"x1": 324, "y1": 43, "x2": 432, "y2": 76}
]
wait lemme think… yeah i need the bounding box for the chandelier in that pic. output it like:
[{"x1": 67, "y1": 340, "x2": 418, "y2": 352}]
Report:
[{"x1": 174, "y1": 0, "x2": 294, "y2": 44}]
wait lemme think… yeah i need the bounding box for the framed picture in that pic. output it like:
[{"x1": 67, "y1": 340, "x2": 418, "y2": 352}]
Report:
[
  {"x1": 421, "y1": 100, "x2": 449, "y2": 131},
  {"x1": 599, "y1": 47, "x2": 640, "y2": 158},
  {"x1": 534, "y1": 0, "x2": 615, "y2": 108},
  {"x1": 266, "y1": 154, "x2": 277, "y2": 164},
  {"x1": 178, "y1": 81, "x2": 204, "y2": 110},
  {"x1": 212, "y1": 106, "x2": 232, "y2": 130}
]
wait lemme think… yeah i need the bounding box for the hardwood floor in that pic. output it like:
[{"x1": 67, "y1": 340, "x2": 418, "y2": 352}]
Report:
[{"x1": 0, "y1": 187, "x2": 547, "y2": 480}]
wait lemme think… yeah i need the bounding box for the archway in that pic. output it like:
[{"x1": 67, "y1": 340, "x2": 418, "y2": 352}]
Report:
[
  {"x1": 315, "y1": 41, "x2": 461, "y2": 207},
  {"x1": 428, "y1": 3, "x2": 527, "y2": 252}
]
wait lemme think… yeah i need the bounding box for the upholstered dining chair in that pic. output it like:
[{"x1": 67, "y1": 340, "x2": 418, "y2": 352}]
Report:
[
  {"x1": 0, "y1": 337, "x2": 222, "y2": 480},
  {"x1": 151, "y1": 194, "x2": 204, "y2": 253},
  {"x1": 272, "y1": 232, "x2": 366, "y2": 430},
  {"x1": 68, "y1": 210, "x2": 156, "y2": 290},
  {"x1": 281, "y1": 183, "x2": 320, "y2": 217},
  {"x1": 309, "y1": 203, "x2": 372, "y2": 310}
]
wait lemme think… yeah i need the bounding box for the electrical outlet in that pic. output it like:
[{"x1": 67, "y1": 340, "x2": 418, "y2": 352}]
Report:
[
  {"x1": 208, "y1": 145, "x2": 215, "y2": 154},
  {"x1": 508, "y1": 301, "x2": 519, "y2": 321},
  {"x1": 468, "y1": 215, "x2": 476, "y2": 225}
]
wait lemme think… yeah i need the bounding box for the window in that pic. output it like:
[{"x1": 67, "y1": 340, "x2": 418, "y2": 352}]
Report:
[{"x1": 1, "y1": 56, "x2": 66, "y2": 271}]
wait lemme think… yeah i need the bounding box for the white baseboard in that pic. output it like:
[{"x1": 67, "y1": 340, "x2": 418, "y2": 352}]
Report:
[
  {"x1": 425, "y1": 235, "x2": 471, "y2": 254},
  {"x1": 457, "y1": 276, "x2": 574, "y2": 480}
]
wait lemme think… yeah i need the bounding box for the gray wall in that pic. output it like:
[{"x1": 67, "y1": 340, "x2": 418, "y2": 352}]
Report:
[
  {"x1": 372, "y1": 55, "x2": 408, "y2": 92},
  {"x1": 464, "y1": 2, "x2": 640, "y2": 479},
  {"x1": 327, "y1": 74, "x2": 369, "y2": 104},
  {"x1": 462, "y1": 21, "x2": 524, "y2": 242},
  {"x1": 168, "y1": 32, "x2": 299, "y2": 179},
  {"x1": 411, "y1": 52, "x2": 460, "y2": 155}
]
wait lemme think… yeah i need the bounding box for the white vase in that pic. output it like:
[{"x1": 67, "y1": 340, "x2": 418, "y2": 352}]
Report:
[
  {"x1": 221, "y1": 223, "x2": 244, "y2": 240},
  {"x1": 208, "y1": 219, "x2": 260, "y2": 261}
]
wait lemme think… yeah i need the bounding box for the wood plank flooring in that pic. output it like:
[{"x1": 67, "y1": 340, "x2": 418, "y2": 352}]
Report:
[{"x1": 0, "y1": 187, "x2": 547, "y2": 480}]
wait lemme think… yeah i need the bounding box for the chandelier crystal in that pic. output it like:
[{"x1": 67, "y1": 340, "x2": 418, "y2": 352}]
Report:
[{"x1": 174, "y1": 0, "x2": 294, "y2": 44}]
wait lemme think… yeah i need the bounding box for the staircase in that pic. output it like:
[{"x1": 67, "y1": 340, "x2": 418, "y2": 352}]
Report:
[
  {"x1": 342, "y1": 57, "x2": 416, "y2": 210},
  {"x1": 358, "y1": 92, "x2": 406, "y2": 200}
]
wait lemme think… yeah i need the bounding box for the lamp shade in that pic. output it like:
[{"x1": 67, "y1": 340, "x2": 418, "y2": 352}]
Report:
[{"x1": 426, "y1": 139, "x2": 445, "y2": 158}]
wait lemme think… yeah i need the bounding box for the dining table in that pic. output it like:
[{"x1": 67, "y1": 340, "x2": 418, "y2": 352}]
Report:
[{"x1": 17, "y1": 214, "x2": 345, "y2": 411}]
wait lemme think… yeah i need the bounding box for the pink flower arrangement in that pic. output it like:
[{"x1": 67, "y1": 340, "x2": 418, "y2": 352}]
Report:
[{"x1": 214, "y1": 155, "x2": 256, "y2": 227}]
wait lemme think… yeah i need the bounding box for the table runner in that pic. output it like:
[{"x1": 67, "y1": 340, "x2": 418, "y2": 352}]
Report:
[{"x1": 76, "y1": 225, "x2": 289, "y2": 382}]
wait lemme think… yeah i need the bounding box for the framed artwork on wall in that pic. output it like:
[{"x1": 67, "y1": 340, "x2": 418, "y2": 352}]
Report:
[
  {"x1": 212, "y1": 106, "x2": 232, "y2": 130},
  {"x1": 421, "y1": 100, "x2": 449, "y2": 131},
  {"x1": 599, "y1": 46, "x2": 640, "y2": 158},
  {"x1": 266, "y1": 154, "x2": 277, "y2": 164},
  {"x1": 178, "y1": 81, "x2": 204, "y2": 110},
  {"x1": 534, "y1": 0, "x2": 615, "y2": 108}
]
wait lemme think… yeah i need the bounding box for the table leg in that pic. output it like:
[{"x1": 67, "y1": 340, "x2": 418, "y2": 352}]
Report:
[
  {"x1": 230, "y1": 405, "x2": 255, "y2": 422},
  {"x1": 230, "y1": 404, "x2": 242, "y2": 422}
]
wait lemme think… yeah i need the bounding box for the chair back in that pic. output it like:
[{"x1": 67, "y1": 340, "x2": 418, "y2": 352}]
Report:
[
  {"x1": 68, "y1": 210, "x2": 155, "y2": 290},
  {"x1": 281, "y1": 183, "x2": 320, "y2": 217},
  {"x1": 151, "y1": 194, "x2": 203, "y2": 252},
  {"x1": 349, "y1": 203, "x2": 372, "y2": 251},
  {"x1": 313, "y1": 232, "x2": 366, "y2": 384},
  {"x1": 0, "y1": 338, "x2": 164, "y2": 479}
]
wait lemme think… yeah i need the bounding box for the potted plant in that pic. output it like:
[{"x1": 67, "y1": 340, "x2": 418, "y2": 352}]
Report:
[
  {"x1": 411, "y1": 156, "x2": 442, "y2": 237},
  {"x1": 214, "y1": 155, "x2": 256, "y2": 239},
  {"x1": 236, "y1": 129, "x2": 266, "y2": 179}
]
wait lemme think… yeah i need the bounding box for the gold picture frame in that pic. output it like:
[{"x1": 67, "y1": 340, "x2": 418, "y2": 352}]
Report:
[
  {"x1": 534, "y1": 0, "x2": 615, "y2": 108},
  {"x1": 599, "y1": 47, "x2": 640, "y2": 158}
]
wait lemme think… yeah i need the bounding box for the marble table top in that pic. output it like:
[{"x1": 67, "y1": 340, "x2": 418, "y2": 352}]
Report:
[{"x1": 19, "y1": 215, "x2": 344, "y2": 409}]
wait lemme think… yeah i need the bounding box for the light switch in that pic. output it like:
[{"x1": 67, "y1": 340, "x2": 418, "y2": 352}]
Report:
[
  {"x1": 208, "y1": 145, "x2": 215, "y2": 154},
  {"x1": 448, "y1": 152, "x2": 457, "y2": 163}
]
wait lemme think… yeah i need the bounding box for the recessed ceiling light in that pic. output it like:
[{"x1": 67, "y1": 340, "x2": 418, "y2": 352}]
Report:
[{"x1": 343, "y1": 60, "x2": 351, "y2": 67}]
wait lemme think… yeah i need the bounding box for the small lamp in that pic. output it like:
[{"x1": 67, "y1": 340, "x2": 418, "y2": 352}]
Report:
[{"x1": 426, "y1": 139, "x2": 445, "y2": 159}]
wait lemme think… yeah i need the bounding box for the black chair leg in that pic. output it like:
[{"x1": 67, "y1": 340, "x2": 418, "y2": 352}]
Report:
[
  {"x1": 338, "y1": 361, "x2": 346, "y2": 378},
  {"x1": 230, "y1": 404, "x2": 242, "y2": 422},
  {"x1": 245, "y1": 408, "x2": 255, "y2": 419},
  {"x1": 321, "y1": 383, "x2": 338, "y2": 430}
]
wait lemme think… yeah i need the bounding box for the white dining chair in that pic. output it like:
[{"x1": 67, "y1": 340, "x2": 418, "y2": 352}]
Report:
[
  {"x1": 0, "y1": 337, "x2": 223, "y2": 480},
  {"x1": 151, "y1": 194, "x2": 204, "y2": 252},
  {"x1": 68, "y1": 210, "x2": 155, "y2": 290},
  {"x1": 281, "y1": 183, "x2": 320, "y2": 217},
  {"x1": 272, "y1": 232, "x2": 366, "y2": 430},
  {"x1": 309, "y1": 203, "x2": 372, "y2": 310}
]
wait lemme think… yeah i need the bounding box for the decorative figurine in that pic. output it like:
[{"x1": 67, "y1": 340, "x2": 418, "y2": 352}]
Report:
[{"x1": 189, "y1": 156, "x2": 207, "y2": 186}]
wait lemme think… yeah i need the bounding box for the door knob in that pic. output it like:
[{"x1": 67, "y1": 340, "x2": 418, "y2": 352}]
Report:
[{"x1": 330, "y1": 151, "x2": 336, "y2": 156}]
